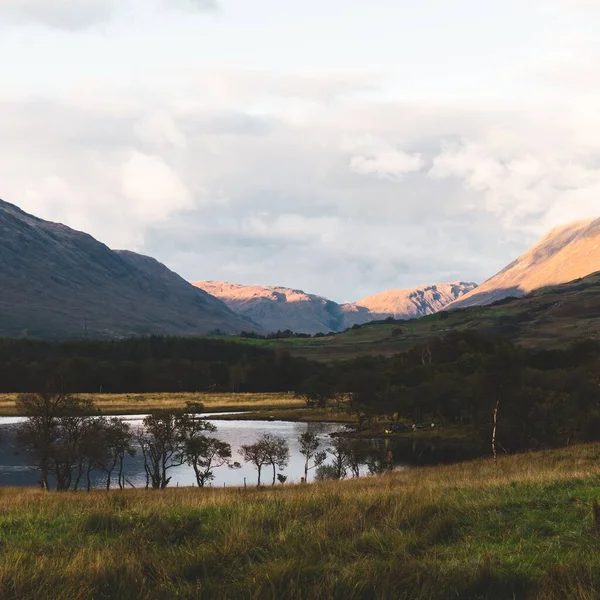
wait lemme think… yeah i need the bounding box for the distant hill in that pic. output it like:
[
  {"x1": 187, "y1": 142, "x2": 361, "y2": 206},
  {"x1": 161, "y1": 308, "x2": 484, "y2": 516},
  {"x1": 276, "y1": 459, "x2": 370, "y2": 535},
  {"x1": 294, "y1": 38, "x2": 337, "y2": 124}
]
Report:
[
  {"x1": 193, "y1": 281, "x2": 345, "y2": 335},
  {"x1": 194, "y1": 281, "x2": 477, "y2": 334},
  {"x1": 0, "y1": 200, "x2": 257, "y2": 339},
  {"x1": 449, "y1": 218, "x2": 600, "y2": 309},
  {"x1": 341, "y1": 282, "x2": 477, "y2": 326}
]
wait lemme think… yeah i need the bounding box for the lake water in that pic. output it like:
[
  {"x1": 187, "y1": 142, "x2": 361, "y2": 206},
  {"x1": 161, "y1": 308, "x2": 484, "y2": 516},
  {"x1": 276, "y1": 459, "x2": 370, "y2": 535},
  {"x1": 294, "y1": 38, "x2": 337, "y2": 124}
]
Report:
[
  {"x1": 0, "y1": 415, "x2": 481, "y2": 489},
  {"x1": 0, "y1": 415, "x2": 354, "y2": 488}
]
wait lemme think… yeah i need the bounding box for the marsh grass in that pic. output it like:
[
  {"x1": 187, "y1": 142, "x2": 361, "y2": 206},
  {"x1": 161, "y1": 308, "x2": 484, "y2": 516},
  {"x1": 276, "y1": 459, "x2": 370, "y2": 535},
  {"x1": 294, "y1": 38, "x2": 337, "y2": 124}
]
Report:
[
  {"x1": 2, "y1": 444, "x2": 600, "y2": 598},
  {"x1": 0, "y1": 392, "x2": 303, "y2": 417}
]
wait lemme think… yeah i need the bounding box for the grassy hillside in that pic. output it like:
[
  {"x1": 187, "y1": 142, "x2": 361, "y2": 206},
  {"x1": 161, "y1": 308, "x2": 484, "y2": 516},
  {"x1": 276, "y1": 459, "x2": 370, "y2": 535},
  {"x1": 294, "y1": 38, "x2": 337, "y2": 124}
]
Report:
[
  {"x1": 2, "y1": 444, "x2": 600, "y2": 599},
  {"x1": 235, "y1": 272, "x2": 600, "y2": 360}
]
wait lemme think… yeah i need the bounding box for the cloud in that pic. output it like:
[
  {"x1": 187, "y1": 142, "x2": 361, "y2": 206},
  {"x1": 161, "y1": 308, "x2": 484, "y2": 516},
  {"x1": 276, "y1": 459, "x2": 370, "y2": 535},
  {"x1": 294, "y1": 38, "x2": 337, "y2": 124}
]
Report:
[
  {"x1": 120, "y1": 151, "x2": 193, "y2": 221},
  {"x1": 2, "y1": 0, "x2": 600, "y2": 301},
  {"x1": 0, "y1": 0, "x2": 114, "y2": 30},
  {"x1": 0, "y1": 0, "x2": 217, "y2": 30},
  {"x1": 349, "y1": 137, "x2": 425, "y2": 180}
]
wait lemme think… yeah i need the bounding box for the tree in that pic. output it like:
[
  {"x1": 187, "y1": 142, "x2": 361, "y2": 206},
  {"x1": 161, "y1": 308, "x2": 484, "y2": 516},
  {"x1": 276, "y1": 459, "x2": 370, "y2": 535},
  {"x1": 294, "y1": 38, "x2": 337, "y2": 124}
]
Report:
[
  {"x1": 137, "y1": 410, "x2": 185, "y2": 489},
  {"x1": 323, "y1": 437, "x2": 350, "y2": 480},
  {"x1": 296, "y1": 371, "x2": 335, "y2": 408},
  {"x1": 186, "y1": 436, "x2": 240, "y2": 487},
  {"x1": 298, "y1": 431, "x2": 326, "y2": 482},
  {"x1": 177, "y1": 403, "x2": 240, "y2": 487},
  {"x1": 16, "y1": 393, "x2": 99, "y2": 491},
  {"x1": 239, "y1": 438, "x2": 269, "y2": 486},
  {"x1": 260, "y1": 434, "x2": 290, "y2": 485},
  {"x1": 97, "y1": 418, "x2": 136, "y2": 490}
]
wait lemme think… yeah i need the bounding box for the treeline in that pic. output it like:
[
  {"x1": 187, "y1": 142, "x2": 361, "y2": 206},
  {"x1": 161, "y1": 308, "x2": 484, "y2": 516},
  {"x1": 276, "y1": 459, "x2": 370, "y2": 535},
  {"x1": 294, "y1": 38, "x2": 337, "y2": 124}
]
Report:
[
  {"x1": 0, "y1": 336, "x2": 313, "y2": 393},
  {"x1": 4, "y1": 332, "x2": 600, "y2": 453}
]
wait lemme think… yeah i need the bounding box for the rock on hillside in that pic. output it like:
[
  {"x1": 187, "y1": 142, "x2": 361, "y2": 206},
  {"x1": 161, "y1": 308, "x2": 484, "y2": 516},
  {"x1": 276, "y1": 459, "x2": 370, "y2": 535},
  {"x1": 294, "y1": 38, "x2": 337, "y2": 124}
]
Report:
[
  {"x1": 341, "y1": 282, "x2": 478, "y2": 326},
  {"x1": 449, "y1": 218, "x2": 600, "y2": 309},
  {"x1": 0, "y1": 199, "x2": 257, "y2": 339},
  {"x1": 193, "y1": 281, "x2": 344, "y2": 335}
]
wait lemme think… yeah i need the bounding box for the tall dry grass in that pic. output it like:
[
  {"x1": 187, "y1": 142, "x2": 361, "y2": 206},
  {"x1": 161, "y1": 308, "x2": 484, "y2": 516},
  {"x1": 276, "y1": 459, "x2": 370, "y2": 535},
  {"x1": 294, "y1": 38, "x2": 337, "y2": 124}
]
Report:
[{"x1": 0, "y1": 392, "x2": 303, "y2": 416}]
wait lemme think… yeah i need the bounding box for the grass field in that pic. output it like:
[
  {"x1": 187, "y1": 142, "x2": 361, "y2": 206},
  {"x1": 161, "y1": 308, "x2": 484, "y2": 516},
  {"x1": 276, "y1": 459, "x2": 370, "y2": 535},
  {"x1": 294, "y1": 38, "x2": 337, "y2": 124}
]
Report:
[
  {"x1": 0, "y1": 392, "x2": 304, "y2": 417},
  {"x1": 2, "y1": 444, "x2": 600, "y2": 598}
]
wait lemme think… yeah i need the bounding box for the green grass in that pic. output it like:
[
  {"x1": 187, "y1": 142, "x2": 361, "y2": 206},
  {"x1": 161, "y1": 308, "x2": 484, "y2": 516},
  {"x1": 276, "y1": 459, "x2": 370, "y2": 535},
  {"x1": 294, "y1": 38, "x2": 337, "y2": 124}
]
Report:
[
  {"x1": 3, "y1": 444, "x2": 600, "y2": 598},
  {"x1": 0, "y1": 392, "x2": 304, "y2": 417}
]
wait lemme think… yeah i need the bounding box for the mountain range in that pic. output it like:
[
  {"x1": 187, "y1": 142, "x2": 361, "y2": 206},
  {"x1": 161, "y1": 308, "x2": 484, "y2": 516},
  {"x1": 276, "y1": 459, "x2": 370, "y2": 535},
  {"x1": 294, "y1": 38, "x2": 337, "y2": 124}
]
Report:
[
  {"x1": 0, "y1": 199, "x2": 256, "y2": 339},
  {"x1": 194, "y1": 281, "x2": 478, "y2": 334},
  {"x1": 1, "y1": 197, "x2": 599, "y2": 340}
]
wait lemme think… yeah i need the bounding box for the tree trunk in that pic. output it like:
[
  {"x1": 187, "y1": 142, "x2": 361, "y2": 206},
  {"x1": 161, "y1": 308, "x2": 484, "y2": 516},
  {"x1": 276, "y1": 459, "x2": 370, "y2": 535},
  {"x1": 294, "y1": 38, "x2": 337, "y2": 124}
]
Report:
[
  {"x1": 272, "y1": 463, "x2": 276, "y2": 486},
  {"x1": 257, "y1": 465, "x2": 262, "y2": 487},
  {"x1": 492, "y1": 400, "x2": 499, "y2": 465},
  {"x1": 118, "y1": 455, "x2": 125, "y2": 490},
  {"x1": 73, "y1": 462, "x2": 83, "y2": 491},
  {"x1": 87, "y1": 462, "x2": 94, "y2": 492}
]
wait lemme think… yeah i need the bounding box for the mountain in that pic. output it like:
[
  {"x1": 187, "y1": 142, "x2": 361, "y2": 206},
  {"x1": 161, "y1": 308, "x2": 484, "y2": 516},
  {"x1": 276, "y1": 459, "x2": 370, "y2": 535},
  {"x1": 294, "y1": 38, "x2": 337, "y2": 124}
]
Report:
[
  {"x1": 449, "y1": 218, "x2": 600, "y2": 309},
  {"x1": 261, "y1": 271, "x2": 600, "y2": 362},
  {"x1": 341, "y1": 282, "x2": 478, "y2": 326},
  {"x1": 193, "y1": 282, "x2": 345, "y2": 334},
  {"x1": 193, "y1": 281, "x2": 477, "y2": 334},
  {"x1": 0, "y1": 199, "x2": 257, "y2": 339}
]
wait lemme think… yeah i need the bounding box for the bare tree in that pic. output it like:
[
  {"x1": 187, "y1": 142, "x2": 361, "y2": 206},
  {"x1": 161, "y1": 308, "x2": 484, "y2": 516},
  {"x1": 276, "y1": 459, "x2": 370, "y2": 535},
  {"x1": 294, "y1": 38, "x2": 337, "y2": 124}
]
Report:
[{"x1": 298, "y1": 431, "x2": 327, "y2": 482}]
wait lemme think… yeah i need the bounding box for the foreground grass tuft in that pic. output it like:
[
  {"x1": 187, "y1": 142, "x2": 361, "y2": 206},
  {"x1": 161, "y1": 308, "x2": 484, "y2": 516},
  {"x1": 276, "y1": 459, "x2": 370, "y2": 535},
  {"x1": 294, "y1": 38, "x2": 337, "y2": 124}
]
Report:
[{"x1": 2, "y1": 444, "x2": 600, "y2": 598}]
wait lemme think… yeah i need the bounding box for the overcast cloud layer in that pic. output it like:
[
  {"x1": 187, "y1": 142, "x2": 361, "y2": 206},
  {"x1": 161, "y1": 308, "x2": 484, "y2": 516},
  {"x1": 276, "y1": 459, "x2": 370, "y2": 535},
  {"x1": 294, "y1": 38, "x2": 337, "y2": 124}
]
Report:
[{"x1": 1, "y1": 0, "x2": 599, "y2": 302}]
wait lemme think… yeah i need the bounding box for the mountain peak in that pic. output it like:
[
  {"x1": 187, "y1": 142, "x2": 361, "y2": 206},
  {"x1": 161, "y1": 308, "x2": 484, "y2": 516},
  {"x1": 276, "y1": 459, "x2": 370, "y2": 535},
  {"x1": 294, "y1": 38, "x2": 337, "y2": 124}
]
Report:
[
  {"x1": 449, "y1": 218, "x2": 600, "y2": 309},
  {"x1": 0, "y1": 201, "x2": 257, "y2": 339}
]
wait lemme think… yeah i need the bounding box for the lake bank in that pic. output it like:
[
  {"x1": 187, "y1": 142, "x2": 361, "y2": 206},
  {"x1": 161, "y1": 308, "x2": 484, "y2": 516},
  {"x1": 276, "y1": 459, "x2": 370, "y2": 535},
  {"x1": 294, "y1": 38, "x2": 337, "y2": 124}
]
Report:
[{"x1": 0, "y1": 443, "x2": 599, "y2": 599}]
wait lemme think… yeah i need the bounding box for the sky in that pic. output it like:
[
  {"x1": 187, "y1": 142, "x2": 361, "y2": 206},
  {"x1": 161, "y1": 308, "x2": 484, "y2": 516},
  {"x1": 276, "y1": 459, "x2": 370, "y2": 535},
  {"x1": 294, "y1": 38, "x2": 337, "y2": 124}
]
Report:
[{"x1": 1, "y1": 0, "x2": 600, "y2": 302}]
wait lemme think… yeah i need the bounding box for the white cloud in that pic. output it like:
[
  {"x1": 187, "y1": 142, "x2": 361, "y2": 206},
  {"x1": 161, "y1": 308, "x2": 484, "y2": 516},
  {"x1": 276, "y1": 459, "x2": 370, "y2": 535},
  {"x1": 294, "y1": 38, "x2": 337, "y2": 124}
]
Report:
[
  {"x1": 0, "y1": 0, "x2": 217, "y2": 30},
  {"x1": 120, "y1": 151, "x2": 193, "y2": 221}
]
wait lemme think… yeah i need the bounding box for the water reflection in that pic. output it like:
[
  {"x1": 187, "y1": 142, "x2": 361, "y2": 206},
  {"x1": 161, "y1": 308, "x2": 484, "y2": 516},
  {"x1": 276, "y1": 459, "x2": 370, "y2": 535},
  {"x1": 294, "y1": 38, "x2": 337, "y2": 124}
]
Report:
[{"x1": 0, "y1": 416, "x2": 350, "y2": 488}]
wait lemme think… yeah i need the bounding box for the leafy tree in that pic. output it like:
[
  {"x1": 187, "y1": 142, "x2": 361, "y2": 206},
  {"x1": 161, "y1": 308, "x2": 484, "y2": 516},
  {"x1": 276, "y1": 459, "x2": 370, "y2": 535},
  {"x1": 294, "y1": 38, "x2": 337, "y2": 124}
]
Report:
[
  {"x1": 16, "y1": 393, "x2": 98, "y2": 491},
  {"x1": 298, "y1": 431, "x2": 326, "y2": 482},
  {"x1": 239, "y1": 439, "x2": 269, "y2": 487},
  {"x1": 258, "y1": 434, "x2": 290, "y2": 486},
  {"x1": 98, "y1": 418, "x2": 136, "y2": 490},
  {"x1": 137, "y1": 411, "x2": 185, "y2": 489}
]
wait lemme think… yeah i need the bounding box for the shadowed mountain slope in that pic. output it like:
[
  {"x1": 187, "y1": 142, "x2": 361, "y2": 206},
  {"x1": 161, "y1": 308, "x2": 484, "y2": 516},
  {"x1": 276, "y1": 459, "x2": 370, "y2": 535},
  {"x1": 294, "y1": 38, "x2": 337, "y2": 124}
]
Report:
[
  {"x1": 449, "y1": 218, "x2": 600, "y2": 309},
  {"x1": 0, "y1": 200, "x2": 256, "y2": 339}
]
